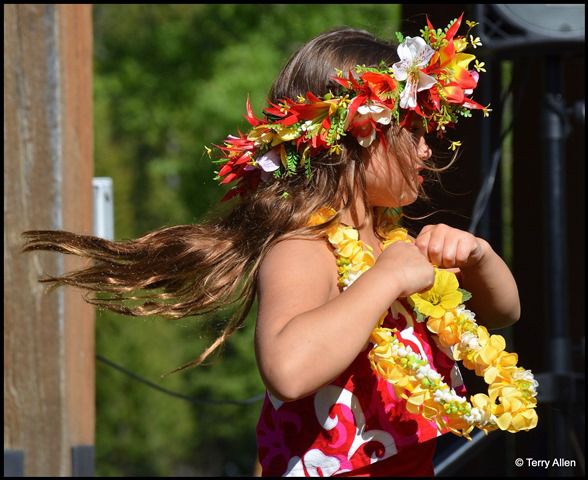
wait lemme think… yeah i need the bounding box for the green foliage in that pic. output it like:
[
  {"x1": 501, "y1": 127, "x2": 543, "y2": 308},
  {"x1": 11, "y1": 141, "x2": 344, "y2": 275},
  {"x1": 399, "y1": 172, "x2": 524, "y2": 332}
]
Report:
[
  {"x1": 93, "y1": 4, "x2": 400, "y2": 476},
  {"x1": 285, "y1": 144, "x2": 300, "y2": 176},
  {"x1": 458, "y1": 288, "x2": 473, "y2": 303}
]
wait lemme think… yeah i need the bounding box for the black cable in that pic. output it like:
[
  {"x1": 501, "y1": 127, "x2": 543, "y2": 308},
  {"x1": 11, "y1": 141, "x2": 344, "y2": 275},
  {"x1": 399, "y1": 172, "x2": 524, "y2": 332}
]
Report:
[
  {"x1": 434, "y1": 430, "x2": 500, "y2": 476},
  {"x1": 468, "y1": 118, "x2": 514, "y2": 234},
  {"x1": 96, "y1": 354, "x2": 265, "y2": 406}
]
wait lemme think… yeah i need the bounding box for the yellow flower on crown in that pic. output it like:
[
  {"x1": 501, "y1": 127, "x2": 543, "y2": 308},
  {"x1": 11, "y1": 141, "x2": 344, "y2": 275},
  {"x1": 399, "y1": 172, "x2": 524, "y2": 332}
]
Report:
[{"x1": 211, "y1": 14, "x2": 489, "y2": 202}]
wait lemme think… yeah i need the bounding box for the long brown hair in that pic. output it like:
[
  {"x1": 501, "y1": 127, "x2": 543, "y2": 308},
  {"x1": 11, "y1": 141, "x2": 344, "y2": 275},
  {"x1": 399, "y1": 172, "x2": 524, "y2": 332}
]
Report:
[{"x1": 22, "y1": 27, "x2": 430, "y2": 375}]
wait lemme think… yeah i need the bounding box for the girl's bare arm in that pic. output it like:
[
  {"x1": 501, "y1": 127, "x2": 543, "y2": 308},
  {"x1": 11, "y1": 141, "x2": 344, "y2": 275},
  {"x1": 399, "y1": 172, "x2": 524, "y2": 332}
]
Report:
[
  {"x1": 415, "y1": 224, "x2": 520, "y2": 330},
  {"x1": 458, "y1": 238, "x2": 521, "y2": 330},
  {"x1": 255, "y1": 238, "x2": 433, "y2": 402}
]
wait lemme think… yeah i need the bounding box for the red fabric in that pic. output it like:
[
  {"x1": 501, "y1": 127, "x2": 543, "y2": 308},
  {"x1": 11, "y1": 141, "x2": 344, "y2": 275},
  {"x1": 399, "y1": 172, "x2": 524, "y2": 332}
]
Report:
[
  {"x1": 256, "y1": 299, "x2": 466, "y2": 477},
  {"x1": 333, "y1": 438, "x2": 437, "y2": 477}
]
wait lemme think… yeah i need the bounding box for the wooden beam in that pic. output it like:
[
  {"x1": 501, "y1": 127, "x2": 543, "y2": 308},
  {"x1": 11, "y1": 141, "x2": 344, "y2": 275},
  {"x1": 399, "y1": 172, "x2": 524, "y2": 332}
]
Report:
[{"x1": 4, "y1": 4, "x2": 94, "y2": 476}]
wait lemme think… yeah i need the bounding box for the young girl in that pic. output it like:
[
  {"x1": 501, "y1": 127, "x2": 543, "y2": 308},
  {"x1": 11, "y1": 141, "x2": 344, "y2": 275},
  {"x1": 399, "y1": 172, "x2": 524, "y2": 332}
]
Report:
[{"x1": 24, "y1": 15, "x2": 536, "y2": 477}]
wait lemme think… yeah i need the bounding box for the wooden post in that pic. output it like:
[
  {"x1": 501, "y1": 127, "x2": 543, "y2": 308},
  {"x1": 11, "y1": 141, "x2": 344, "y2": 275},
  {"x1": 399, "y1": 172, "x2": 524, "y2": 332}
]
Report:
[{"x1": 4, "y1": 4, "x2": 94, "y2": 476}]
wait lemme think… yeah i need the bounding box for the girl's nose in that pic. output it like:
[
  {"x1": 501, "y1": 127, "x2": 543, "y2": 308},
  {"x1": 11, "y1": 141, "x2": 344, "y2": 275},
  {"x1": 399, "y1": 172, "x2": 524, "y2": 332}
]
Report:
[{"x1": 417, "y1": 141, "x2": 432, "y2": 161}]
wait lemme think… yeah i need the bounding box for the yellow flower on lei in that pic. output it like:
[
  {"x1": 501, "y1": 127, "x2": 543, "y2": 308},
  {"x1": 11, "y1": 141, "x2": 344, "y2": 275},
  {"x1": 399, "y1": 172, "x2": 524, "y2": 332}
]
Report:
[
  {"x1": 380, "y1": 227, "x2": 412, "y2": 249},
  {"x1": 426, "y1": 310, "x2": 466, "y2": 347},
  {"x1": 409, "y1": 268, "x2": 463, "y2": 319},
  {"x1": 308, "y1": 206, "x2": 539, "y2": 437},
  {"x1": 330, "y1": 226, "x2": 376, "y2": 267},
  {"x1": 488, "y1": 368, "x2": 539, "y2": 432},
  {"x1": 308, "y1": 206, "x2": 337, "y2": 227}
]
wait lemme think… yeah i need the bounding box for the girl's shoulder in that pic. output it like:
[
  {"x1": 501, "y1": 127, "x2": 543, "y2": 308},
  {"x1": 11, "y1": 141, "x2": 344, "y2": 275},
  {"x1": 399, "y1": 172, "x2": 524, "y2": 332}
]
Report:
[{"x1": 258, "y1": 235, "x2": 339, "y2": 299}]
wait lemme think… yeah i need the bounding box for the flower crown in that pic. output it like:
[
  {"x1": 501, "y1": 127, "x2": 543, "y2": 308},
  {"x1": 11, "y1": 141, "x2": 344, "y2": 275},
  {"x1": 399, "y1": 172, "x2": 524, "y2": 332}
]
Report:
[{"x1": 209, "y1": 14, "x2": 490, "y2": 202}]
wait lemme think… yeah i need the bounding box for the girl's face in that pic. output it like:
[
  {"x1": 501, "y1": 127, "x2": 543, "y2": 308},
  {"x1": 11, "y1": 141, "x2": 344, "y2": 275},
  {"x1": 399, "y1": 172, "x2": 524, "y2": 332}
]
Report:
[{"x1": 364, "y1": 127, "x2": 432, "y2": 207}]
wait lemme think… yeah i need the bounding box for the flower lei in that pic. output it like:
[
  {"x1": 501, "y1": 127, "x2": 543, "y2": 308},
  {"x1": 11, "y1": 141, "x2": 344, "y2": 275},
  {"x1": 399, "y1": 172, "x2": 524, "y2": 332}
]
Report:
[
  {"x1": 308, "y1": 206, "x2": 539, "y2": 439},
  {"x1": 209, "y1": 13, "x2": 491, "y2": 202}
]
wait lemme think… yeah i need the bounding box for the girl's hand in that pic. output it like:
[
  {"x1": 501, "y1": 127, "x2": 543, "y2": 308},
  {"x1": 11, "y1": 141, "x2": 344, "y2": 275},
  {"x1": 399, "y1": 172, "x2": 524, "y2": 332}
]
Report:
[
  {"x1": 373, "y1": 241, "x2": 435, "y2": 297},
  {"x1": 415, "y1": 224, "x2": 487, "y2": 269}
]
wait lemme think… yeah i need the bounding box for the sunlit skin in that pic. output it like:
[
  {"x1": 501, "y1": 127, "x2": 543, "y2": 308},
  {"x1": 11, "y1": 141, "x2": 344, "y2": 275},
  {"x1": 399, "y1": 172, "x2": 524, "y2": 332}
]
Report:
[
  {"x1": 339, "y1": 126, "x2": 430, "y2": 255},
  {"x1": 342, "y1": 127, "x2": 520, "y2": 325},
  {"x1": 255, "y1": 129, "x2": 520, "y2": 402},
  {"x1": 364, "y1": 128, "x2": 431, "y2": 208}
]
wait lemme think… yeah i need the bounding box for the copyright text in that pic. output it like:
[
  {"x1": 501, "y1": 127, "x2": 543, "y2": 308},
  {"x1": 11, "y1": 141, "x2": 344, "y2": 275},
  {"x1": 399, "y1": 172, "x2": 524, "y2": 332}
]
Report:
[{"x1": 515, "y1": 458, "x2": 576, "y2": 468}]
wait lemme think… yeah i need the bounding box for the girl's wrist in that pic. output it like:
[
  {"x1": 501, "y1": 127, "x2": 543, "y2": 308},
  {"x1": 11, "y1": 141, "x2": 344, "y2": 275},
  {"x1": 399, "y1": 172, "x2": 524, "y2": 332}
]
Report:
[
  {"x1": 362, "y1": 263, "x2": 403, "y2": 304},
  {"x1": 462, "y1": 237, "x2": 492, "y2": 271}
]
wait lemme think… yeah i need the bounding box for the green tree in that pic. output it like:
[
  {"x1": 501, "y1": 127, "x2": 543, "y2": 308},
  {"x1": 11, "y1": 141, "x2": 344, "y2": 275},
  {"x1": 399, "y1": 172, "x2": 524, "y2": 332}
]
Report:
[{"x1": 93, "y1": 4, "x2": 400, "y2": 476}]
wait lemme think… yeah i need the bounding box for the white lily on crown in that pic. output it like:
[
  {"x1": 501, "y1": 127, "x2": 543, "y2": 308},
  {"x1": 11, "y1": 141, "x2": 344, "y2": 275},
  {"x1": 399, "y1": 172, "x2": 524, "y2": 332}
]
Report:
[
  {"x1": 212, "y1": 14, "x2": 492, "y2": 202},
  {"x1": 392, "y1": 36, "x2": 437, "y2": 109}
]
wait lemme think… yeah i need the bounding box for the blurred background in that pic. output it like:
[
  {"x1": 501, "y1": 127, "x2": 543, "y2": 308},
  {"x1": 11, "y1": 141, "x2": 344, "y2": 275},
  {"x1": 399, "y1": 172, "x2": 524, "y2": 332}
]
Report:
[
  {"x1": 4, "y1": 4, "x2": 584, "y2": 477},
  {"x1": 91, "y1": 5, "x2": 405, "y2": 476}
]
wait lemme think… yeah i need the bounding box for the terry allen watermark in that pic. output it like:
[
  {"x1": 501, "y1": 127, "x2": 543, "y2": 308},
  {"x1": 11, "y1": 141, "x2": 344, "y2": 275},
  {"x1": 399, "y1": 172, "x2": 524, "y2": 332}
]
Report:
[{"x1": 515, "y1": 458, "x2": 577, "y2": 469}]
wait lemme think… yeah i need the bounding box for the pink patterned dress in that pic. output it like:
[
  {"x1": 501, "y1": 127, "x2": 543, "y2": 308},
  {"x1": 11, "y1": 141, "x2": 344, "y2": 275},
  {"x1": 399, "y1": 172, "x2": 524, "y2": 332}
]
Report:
[{"x1": 255, "y1": 298, "x2": 467, "y2": 477}]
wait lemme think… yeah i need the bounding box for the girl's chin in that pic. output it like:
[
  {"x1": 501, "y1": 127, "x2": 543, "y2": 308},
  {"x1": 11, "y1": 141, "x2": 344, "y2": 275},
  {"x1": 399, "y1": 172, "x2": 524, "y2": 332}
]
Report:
[
  {"x1": 370, "y1": 200, "x2": 407, "y2": 209},
  {"x1": 398, "y1": 193, "x2": 419, "y2": 207},
  {"x1": 369, "y1": 186, "x2": 420, "y2": 208}
]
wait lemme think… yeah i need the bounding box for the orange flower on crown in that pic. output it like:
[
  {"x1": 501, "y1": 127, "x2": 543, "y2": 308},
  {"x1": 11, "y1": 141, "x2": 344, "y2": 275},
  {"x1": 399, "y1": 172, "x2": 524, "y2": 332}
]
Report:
[{"x1": 209, "y1": 13, "x2": 490, "y2": 201}]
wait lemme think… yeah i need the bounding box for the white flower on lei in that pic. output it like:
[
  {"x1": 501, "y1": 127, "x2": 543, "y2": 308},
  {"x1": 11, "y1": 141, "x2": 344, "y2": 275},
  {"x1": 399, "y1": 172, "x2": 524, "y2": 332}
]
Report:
[{"x1": 392, "y1": 36, "x2": 437, "y2": 109}]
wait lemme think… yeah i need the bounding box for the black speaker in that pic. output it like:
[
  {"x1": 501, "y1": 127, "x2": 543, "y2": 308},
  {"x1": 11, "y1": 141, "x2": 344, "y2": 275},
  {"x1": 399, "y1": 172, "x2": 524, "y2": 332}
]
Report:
[{"x1": 474, "y1": 4, "x2": 585, "y2": 56}]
